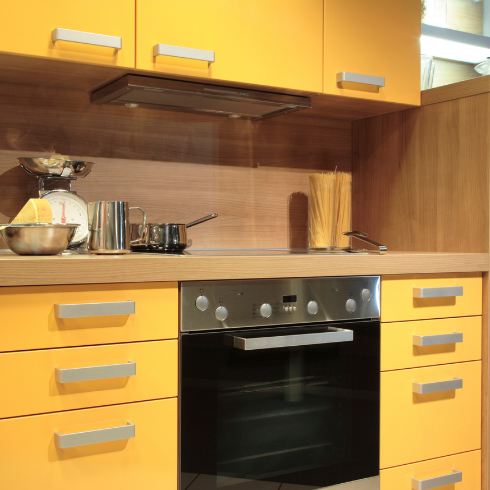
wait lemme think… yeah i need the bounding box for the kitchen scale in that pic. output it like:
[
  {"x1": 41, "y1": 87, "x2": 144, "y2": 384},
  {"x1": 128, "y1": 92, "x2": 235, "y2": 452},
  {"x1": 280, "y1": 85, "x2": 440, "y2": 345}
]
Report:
[{"x1": 18, "y1": 157, "x2": 94, "y2": 249}]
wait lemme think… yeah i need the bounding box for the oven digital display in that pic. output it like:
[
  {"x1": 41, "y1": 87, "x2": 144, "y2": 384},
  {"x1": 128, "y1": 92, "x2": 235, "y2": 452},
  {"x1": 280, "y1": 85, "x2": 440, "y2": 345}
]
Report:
[{"x1": 282, "y1": 295, "x2": 297, "y2": 303}]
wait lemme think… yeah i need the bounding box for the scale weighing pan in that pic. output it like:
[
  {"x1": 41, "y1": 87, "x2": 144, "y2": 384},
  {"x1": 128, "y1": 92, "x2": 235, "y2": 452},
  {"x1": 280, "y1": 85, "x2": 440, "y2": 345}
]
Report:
[{"x1": 18, "y1": 157, "x2": 94, "y2": 179}]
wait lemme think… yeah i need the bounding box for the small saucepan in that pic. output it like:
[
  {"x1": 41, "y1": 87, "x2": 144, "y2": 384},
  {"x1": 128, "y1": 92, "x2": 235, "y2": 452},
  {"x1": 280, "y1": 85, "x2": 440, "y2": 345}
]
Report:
[{"x1": 130, "y1": 213, "x2": 218, "y2": 252}]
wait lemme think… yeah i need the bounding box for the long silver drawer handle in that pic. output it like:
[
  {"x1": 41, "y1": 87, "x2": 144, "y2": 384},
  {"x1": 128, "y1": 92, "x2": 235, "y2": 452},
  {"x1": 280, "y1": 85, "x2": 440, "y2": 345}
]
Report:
[
  {"x1": 413, "y1": 286, "x2": 463, "y2": 298},
  {"x1": 52, "y1": 28, "x2": 122, "y2": 50},
  {"x1": 412, "y1": 469, "x2": 462, "y2": 490},
  {"x1": 413, "y1": 377, "x2": 463, "y2": 394},
  {"x1": 54, "y1": 301, "x2": 135, "y2": 318},
  {"x1": 153, "y1": 44, "x2": 215, "y2": 64},
  {"x1": 226, "y1": 327, "x2": 353, "y2": 351},
  {"x1": 336, "y1": 72, "x2": 385, "y2": 87},
  {"x1": 413, "y1": 332, "x2": 463, "y2": 346},
  {"x1": 55, "y1": 361, "x2": 136, "y2": 383},
  {"x1": 55, "y1": 422, "x2": 135, "y2": 449}
]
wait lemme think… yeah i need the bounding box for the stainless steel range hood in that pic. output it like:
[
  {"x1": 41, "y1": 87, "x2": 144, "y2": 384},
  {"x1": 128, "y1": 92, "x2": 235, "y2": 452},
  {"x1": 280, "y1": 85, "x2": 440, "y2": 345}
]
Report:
[{"x1": 90, "y1": 75, "x2": 312, "y2": 120}]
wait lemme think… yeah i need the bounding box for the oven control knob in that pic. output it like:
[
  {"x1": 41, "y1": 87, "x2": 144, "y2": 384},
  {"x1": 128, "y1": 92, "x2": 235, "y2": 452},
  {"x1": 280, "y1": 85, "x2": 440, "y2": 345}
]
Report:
[
  {"x1": 361, "y1": 288, "x2": 372, "y2": 302},
  {"x1": 260, "y1": 303, "x2": 272, "y2": 318},
  {"x1": 345, "y1": 299, "x2": 357, "y2": 313},
  {"x1": 195, "y1": 295, "x2": 209, "y2": 311},
  {"x1": 215, "y1": 306, "x2": 228, "y2": 321},
  {"x1": 307, "y1": 301, "x2": 319, "y2": 315}
]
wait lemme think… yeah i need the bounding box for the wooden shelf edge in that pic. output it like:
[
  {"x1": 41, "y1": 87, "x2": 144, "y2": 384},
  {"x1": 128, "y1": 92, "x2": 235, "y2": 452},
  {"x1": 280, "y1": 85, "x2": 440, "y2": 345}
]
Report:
[
  {"x1": 0, "y1": 252, "x2": 486, "y2": 287},
  {"x1": 422, "y1": 75, "x2": 490, "y2": 106}
]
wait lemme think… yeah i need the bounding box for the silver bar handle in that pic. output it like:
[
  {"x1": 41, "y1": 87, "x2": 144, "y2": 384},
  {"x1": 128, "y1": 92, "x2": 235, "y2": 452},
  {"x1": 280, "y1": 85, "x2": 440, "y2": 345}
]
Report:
[
  {"x1": 336, "y1": 72, "x2": 385, "y2": 87},
  {"x1": 54, "y1": 301, "x2": 135, "y2": 318},
  {"x1": 55, "y1": 422, "x2": 135, "y2": 449},
  {"x1": 413, "y1": 332, "x2": 463, "y2": 346},
  {"x1": 153, "y1": 44, "x2": 215, "y2": 64},
  {"x1": 412, "y1": 469, "x2": 462, "y2": 490},
  {"x1": 226, "y1": 327, "x2": 353, "y2": 351},
  {"x1": 413, "y1": 286, "x2": 463, "y2": 298},
  {"x1": 343, "y1": 231, "x2": 387, "y2": 253},
  {"x1": 52, "y1": 28, "x2": 122, "y2": 50},
  {"x1": 55, "y1": 361, "x2": 136, "y2": 383},
  {"x1": 413, "y1": 377, "x2": 463, "y2": 394}
]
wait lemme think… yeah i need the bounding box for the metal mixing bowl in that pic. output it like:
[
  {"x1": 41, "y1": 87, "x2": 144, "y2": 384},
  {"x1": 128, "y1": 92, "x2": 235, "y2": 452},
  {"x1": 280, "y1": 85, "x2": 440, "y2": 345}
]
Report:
[{"x1": 0, "y1": 223, "x2": 80, "y2": 255}]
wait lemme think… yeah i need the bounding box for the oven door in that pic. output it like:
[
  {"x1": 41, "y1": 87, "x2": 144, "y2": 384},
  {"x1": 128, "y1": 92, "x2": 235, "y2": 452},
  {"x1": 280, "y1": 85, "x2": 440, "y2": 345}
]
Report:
[{"x1": 180, "y1": 321, "x2": 380, "y2": 490}]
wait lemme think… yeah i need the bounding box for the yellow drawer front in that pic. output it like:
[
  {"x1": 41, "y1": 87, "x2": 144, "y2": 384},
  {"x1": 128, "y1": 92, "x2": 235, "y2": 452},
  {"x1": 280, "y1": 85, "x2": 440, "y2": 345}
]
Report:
[
  {"x1": 324, "y1": 0, "x2": 420, "y2": 105},
  {"x1": 0, "y1": 282, "x2": 178, "y2": 352},
  {"x1": 136, "y1": 0, "x2": 323, "y2": 92},
  {"x1": 0, "y1": 340, "x2": 177, "y2": 419},
  {"x1": 0, "y1": 399, "x2": 177, "y2": 490},
  {"x1": 381, "y1": 450, "x2": 481, "y2": 490},
  {"x1": 381, "y1": 274, "x2": 482, "y2": 322},
  {"x1": 0, "y1": 0, "x2": 135, "y2": 68},
  {"x1": 380, "y1": 361, "x2": 481, "y2": 469},
  {"x1": 381, "y1": 316, "x2": 482, "y2": 371}
]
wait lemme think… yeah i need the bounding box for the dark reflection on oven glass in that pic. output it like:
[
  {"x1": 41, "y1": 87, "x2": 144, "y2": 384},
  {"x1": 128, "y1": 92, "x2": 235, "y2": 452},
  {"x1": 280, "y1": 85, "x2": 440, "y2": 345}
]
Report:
[{"x1": 181, "y1": 322, "x2": 379, "y2": 490}]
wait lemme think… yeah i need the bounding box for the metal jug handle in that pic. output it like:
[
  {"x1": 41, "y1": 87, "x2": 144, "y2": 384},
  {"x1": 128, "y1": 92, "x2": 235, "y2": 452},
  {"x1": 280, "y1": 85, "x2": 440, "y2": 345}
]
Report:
[{"x1": 129, "y1": 207, "x2": 147, "y2": 244}]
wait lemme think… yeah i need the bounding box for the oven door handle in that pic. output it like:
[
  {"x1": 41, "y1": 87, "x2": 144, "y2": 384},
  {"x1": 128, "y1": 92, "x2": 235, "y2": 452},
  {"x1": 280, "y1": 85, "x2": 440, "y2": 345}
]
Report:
[{"x1": 225, "y1": 327, "x2": 354, "y2": 351}]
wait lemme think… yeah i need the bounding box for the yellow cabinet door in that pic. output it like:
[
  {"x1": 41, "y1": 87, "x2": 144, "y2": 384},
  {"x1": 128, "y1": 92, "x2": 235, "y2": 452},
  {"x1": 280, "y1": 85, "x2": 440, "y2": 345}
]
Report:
[
  {"x1": 324, "y1": 0, "x2": 420, "y2": 105},
  {"x1": 381, "y1": 316, "x2": 482, "y2": 371},
  {"x1": 381, "y1": 273, "x2": 482, "y2": 322},
  {"x1": 380, "y1": 361, "x2": 481, "y2": 469},
  {"x1": 136, "y1": 0, "x2": 323, "y2": 93},
  {"x1": 0, "y1": 399, "x2": 177, "y2": 490},
  {"x1": 0, "y1": 282, "x2": 178, "y2": 352},
  {"x1": 381, "y1": 450, "x2": 481, "y2": 490},
  {"x1": 0, "y1": 340, "x2": 177, "y2": 419},
  {"x1": 0, "y1": 0, "x2": 135, "y2": 68}
]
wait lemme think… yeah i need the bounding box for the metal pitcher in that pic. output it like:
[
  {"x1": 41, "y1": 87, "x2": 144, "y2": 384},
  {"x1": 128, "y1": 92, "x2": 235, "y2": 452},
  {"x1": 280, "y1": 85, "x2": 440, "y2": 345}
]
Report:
[{"x1": 88, "y1": 201, "x2": 146, "y2": 254}]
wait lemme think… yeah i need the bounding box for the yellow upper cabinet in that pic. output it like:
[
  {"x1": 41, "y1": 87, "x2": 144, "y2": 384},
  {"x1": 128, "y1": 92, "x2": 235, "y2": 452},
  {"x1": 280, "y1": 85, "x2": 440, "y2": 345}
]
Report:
[
  {"x1": 136, "y1": 0, "x2": 323, "y2": 93},
  {"x1": 0, "y1": 0, "x2": 135, "y2": 68},
  {"x1": 324, "y1": 0, "x2": 421, "y2": 105}
]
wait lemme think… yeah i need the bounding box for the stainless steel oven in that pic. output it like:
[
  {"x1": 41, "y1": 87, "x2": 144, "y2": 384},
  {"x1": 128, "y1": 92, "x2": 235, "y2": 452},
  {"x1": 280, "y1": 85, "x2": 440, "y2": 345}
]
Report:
[{"x1": 180, "y1": 276, "x2": 380, "y2": 490}]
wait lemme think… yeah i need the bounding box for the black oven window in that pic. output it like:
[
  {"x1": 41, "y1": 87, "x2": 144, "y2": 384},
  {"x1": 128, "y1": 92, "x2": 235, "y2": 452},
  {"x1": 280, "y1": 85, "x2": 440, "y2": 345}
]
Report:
[{"x1": 181, "y1": 321, "x2": 380, "y2": 490}]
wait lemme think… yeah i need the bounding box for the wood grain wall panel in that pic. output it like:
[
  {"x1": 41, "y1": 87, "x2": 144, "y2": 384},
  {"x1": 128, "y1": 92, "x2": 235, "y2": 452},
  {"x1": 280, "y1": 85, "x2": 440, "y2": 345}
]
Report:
[
  {"x1": 0, "y1": 82, "x2": 352, "y2": 250},
  {"x1": 352, "y1": 93, "x2": 489, "y2": 253}
]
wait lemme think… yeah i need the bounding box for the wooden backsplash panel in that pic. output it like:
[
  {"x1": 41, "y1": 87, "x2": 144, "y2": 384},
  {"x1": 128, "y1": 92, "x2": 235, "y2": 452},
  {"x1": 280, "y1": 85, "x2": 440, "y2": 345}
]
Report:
[
  {"x1": 353, "y1": 93, "x2": 489, "y2": 253},
  {"x1": 0, "y1": 82, "x2": 351, "y2": 249}
]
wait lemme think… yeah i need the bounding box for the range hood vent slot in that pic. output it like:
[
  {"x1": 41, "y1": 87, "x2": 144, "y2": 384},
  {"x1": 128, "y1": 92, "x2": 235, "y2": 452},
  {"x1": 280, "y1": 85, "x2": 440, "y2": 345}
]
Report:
[{"x1": 91, "y1": 75, "x2": 312, "y2": 120}]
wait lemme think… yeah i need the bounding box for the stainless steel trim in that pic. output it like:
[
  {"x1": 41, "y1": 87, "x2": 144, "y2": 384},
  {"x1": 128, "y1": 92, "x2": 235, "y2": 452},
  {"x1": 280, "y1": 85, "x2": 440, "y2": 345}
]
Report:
[
  {"x1": 54, "y1": 301, "x2": 135, "y2": 318},
  {"x1": 413, "y1": 332, "x2": 463, "y2": 346},
  {"x1": 54, "y1": 422, "x2": 135, "y2": 449},
  {"x1": 336, "y1": 72, "x2": 385, "y2": 87},
  {"x1": 153, "y1": 43, "x2": 215, "y2": 64},
  {"x1": 412, "y1": 469, "x2": 462, "y2": 490},
  {"x1": 422, "y1": 22, "x2": 490, "y2": 49},
  {"x1": 413, "y1": 377, "x2": 463, "y2": 394},
  {"x1": 413, "y1": 286, "x2": 463, "y2": 298},
  {"x1": 52, "y1": 28, "x2": 122, "y2": 50},
  {"x1": 226, "y1": 327, "x2": 354, "y2": 351},
  {"x1": 55, "y1": 361, "x2": 136, "y2": 383}
]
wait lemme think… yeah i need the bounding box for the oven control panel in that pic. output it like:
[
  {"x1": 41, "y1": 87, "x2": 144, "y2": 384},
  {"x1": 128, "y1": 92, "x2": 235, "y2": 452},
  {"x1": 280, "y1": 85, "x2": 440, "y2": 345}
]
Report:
[{"x1": 181, "y1": 276, "x2": 380, "y2": 332}]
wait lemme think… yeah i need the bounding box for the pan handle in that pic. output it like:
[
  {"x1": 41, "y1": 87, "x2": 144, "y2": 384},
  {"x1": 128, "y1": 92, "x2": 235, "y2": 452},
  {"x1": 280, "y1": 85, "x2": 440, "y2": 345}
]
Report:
[{"x1": 186, "y1": 213, "x2": 218, "y2": 228}]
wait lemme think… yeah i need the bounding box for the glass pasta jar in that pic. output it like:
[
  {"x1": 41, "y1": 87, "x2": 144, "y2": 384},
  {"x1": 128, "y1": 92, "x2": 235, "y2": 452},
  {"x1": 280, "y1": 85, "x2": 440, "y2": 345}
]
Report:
[{"x1": 308, "y1": 172, "x2": 352, "y2": 251}]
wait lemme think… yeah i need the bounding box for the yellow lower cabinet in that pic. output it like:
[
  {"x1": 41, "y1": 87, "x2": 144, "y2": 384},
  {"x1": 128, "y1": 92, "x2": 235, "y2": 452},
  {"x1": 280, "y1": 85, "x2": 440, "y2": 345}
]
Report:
[
  {"x1": 0, "y1": 399, "x2": 177, "y2": 490},
  {"x1": 381, "y1": 316, "x2": 482, "y2": 371},
  {"x1": 380, "y1": 450, "x2": 481, "y2": 490},
  {"x1": 0, "y1": 340, "x2": 177, "y2": 419},
  {"x1": 381, "y1": 273, "x2": 482, "y2": 322},
  {"x1": 0, "y1": 282, "x2": 178, "y2": 352},
  {"x1": 380, "y1": 361, "x2": 481, "y2": 469}
]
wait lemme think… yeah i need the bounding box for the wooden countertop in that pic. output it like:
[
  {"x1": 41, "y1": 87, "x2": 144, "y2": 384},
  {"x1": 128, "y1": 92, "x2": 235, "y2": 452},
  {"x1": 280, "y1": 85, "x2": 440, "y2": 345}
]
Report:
[{"x1": 0, "y1": 251, "x2": 487, "y2": 287}]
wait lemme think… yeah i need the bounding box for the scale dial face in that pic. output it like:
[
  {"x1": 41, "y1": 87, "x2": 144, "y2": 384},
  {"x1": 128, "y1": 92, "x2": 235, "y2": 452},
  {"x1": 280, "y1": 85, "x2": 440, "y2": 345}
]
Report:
[{"x1": 42, "y1": 191, "x2": 89, "y2": 245}]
